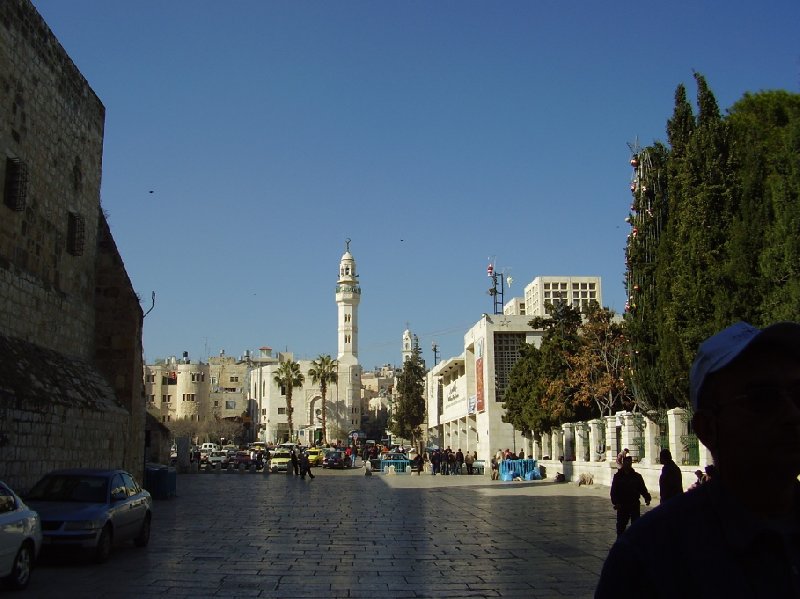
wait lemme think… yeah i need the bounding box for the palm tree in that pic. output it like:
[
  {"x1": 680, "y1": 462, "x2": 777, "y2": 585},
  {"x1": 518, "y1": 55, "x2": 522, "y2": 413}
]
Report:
[
  {"x1": 308, "y1": 354, "x2": 338, "y2": 445},
  {"x1": 273, "y1": 360, "x2": 304, "y2": 442}
]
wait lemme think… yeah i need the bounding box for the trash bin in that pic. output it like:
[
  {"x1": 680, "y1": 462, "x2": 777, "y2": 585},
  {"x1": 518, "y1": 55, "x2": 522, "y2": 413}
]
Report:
[{"x1": 144, "y1": 463, "x2": 175, "y2": 500}]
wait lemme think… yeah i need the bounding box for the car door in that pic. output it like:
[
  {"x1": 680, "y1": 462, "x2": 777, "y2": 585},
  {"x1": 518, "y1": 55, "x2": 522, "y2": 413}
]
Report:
[
  {"x1": 0, "y1": 483, "x2": 22, "y2": 576},
  {"x1": 120, "y1": 473, "x2": 147, "y2": 542},
  {"x1": 108, "y1": 473, "x2": 136, "y2": 541}
]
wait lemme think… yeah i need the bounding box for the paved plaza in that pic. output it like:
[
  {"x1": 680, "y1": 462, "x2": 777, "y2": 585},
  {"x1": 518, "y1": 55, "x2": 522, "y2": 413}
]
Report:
[{"x1": 22, "y1": 466, "x2": 640, "y2": 598}]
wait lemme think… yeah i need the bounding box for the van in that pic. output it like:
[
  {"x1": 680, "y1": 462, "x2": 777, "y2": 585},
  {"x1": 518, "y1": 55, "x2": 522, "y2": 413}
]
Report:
[{"x1": 200, "y1": 442, "x2": 220, "y2": 452}]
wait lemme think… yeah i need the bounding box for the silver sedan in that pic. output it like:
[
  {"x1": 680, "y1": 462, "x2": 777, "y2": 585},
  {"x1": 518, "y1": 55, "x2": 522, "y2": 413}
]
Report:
[{"x1": 0, "y1": 480, "x2": 41, "y2": 590}]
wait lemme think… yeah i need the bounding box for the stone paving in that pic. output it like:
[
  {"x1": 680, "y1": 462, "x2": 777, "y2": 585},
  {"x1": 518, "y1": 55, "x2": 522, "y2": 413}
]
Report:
[{"x1": 22, "y1": 465, "x2": 646, "y2": 598}]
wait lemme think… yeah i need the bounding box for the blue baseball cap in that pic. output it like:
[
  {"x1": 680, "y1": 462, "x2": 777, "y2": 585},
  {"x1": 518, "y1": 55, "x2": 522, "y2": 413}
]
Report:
[{"x1": 689, "y1": 321, "x2": 800, "y2": 411}]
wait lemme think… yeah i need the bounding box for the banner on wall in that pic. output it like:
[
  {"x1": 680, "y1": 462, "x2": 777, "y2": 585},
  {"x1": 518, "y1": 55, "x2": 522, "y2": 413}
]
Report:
[
  {"x1": 468, "y1": 394, "x2": 477, "y2": 414},
  {"x1": 475, "y1": 338, "x2": 485, "y2": 413}
]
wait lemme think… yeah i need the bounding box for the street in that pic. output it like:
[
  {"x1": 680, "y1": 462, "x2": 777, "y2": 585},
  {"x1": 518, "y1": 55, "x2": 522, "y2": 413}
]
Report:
[{"x1": 22, "y1": 467, "x2": 625, "y2": 598}]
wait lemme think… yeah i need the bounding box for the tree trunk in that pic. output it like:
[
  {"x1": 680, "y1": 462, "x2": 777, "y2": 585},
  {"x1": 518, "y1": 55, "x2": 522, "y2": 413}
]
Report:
[{"x1": 321, "y1": 387, "x2": 327, "y2": 445}]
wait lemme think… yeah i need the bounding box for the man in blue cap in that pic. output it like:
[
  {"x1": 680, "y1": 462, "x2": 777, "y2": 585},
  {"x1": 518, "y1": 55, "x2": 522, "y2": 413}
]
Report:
[{"x1": 596, "y1": 321, "x2": 800, "y2": 597}]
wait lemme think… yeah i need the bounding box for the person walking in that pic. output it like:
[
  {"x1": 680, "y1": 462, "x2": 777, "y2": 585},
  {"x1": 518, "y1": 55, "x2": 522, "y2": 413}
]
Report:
[
  {"x1": 609, "y1": 455, "x2": 651, "y2": 536},
  {"x1": 658, "y1": 448, "x2": 683, "y2": 503},
  {"x1": 290, "y1": 448, "x2": 299, "y2": 476},
  {"x1": 300, "y1": 451, "x2": 315, "y2": 480},
  {"x1": 464, "y1": 451, "x2": 474, "y2": 475},
  {"x1": 597, "y1": 321, "x2": 800, "y2": 596},
  {"x1": 455, "y1": 449, "x2": 464, "y2": 474}
]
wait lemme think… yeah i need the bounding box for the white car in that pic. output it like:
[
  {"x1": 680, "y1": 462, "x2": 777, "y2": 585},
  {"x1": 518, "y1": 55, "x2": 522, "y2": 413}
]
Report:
[
  {"x1": 207, "y1": 451, "x2": 228, "y2": 467},
  {"x1": 0, "y1": 481, "x2": 42, "y2": 590}
]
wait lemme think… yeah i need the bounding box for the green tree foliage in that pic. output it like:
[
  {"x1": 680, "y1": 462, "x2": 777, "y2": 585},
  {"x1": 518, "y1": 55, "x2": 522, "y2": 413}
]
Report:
[
  {"x1": 308, "y1": 354, "x2": 338, "y2": 444},
  {"x1": 624, "y1": 76, "x2": 800, "y2": 411},
  {"x1": 729, "y1": 91, "x2": 800, "y2": 323},
  {"x1": 391, "y1": 346, "x2": 426, "y2": 446},
  {"x1": 273, "y1": 360, "x2": 304, "y2": 441}
]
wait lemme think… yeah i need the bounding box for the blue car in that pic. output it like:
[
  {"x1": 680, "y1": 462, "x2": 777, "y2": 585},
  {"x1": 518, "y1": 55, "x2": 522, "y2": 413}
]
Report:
[{"x1": 25, "y1": 469, "x2": 152, "y2": 563}]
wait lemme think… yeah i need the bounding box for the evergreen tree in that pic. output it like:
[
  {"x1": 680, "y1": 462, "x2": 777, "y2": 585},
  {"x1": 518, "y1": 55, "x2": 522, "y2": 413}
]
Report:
[
  {"x1": 391, "y1": 346, "x2": 426, "y2": 447},
  {"x1": 728, "y1": 91, "x2": 800, "y2": 323}
]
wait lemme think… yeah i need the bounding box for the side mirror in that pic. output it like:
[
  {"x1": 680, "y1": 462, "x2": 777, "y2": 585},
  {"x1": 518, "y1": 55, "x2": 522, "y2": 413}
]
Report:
[{"x1": 111, "y1": 490, "x2": 127, "y2": 502}]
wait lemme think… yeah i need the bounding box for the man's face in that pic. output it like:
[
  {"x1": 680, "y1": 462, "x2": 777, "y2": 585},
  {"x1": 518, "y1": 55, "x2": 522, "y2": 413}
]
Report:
[{"x1": 700, "y1": 345, "x2": 800, "y2": 479}]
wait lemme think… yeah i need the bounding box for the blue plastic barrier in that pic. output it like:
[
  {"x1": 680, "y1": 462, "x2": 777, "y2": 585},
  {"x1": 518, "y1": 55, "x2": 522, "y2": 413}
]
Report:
[
  {"x1": 381, "y1": 459, "x2": 411, "y2": 473},
  {"x1": 499, "y1": 459, "x2": 541, "y2": 481}
]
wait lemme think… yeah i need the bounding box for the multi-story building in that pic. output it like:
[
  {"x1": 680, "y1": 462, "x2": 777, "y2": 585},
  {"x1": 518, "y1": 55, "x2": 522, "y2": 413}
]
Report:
[
  {"x1": 145, "y1": 350, "x2": 262, "y2": 425},
  {"x1": 427, "y1": 275, "x2": 602, "y2": 462},
  {"x1": 523, "y1": 276, "x2": 602, "y2": 317},
  {"x1": 426, "y1": 314, "x2": 543, "y2": 461}
]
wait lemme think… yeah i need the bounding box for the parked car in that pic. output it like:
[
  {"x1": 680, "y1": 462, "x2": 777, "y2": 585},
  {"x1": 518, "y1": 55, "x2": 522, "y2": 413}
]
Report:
[
  {"x1": 0, "y1": 481, "x2": 41, "y2": 590},
  {"x1": 232, "y1": 451, "x2": 253, "y2": 468},
  {"x1": 322, "y1": 451, "x2": 351, "y2": 469},
  {"x1": 305, "y1": 448, "x2": 325, "y2": 467},
  {"x1": 207, "y1": 451, "x2": 228, "y2": 467},
  {"x1": 25, "y1": 469, "x2": 152, "y2": 563},
  {"x1": 269, "y1": 450, "x2": 293, "y2": 473}
]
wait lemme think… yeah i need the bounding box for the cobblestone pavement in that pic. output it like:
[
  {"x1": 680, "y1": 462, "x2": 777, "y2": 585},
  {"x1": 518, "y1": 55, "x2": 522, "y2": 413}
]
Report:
[{"x1": 22, "y1": 465, "x2": 643, "y2": 598}]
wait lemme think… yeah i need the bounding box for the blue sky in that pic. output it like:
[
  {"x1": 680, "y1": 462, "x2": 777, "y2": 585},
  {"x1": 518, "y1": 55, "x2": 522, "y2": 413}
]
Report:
[{"x1": 32, "y1": 1, "x2": 800, "y2": 370}]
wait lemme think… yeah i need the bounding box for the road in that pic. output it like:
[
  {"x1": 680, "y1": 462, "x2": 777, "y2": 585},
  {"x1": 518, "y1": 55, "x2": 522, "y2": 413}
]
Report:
[{"x1": 22, "y1": 465, "x2": 629, "y2": 598}]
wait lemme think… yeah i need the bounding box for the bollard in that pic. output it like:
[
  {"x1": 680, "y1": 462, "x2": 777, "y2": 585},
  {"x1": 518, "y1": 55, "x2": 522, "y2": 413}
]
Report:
[{"x1": 214, "y1": 463, "x2": 220, "y2": 474}]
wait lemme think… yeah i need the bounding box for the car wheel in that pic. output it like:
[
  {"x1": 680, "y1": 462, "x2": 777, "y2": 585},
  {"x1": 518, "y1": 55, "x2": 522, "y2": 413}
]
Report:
[
  {"x1": 94, "y1": 525, "x2": 113, "y2": 563},
  {"x1": 4, "y1": 541, "x2": 33, "y2": 590},
  {"x1": 134, "y1": 513, "x2": 151, "y2": 547}
]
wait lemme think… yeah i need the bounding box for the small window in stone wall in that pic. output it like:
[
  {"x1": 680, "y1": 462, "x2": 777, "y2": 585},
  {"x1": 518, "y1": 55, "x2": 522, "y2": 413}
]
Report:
[
  {"x1": 67, "y1": 211, "x2": 86, "y2": 256},
  {"x1": 3, "y1": 157, "x2": 29, "y2": 211}
]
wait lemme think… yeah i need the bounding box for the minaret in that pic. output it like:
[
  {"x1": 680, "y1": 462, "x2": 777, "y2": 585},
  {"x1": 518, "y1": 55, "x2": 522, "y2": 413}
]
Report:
[
  {"x1": 335, "y1": 239, "x2": 361, "y2": 433},
  {"x1": 336, "y1": 239, "x2": 360, "y2": 361}
]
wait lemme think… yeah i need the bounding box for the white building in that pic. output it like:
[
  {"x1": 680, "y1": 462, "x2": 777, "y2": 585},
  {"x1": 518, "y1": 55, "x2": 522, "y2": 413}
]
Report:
[
  {"x1": 427, "y1": 275, "x2": 603, "y2": 462},
  {"x1": 250, "y1": 242, "x2": 362, "y2": 444},
  {"x1": 426, "y1": 313, "x2": 543, "y2": 461},
  {"x1": 524, "y1": 276, "x2": 602, "y2": 317}
]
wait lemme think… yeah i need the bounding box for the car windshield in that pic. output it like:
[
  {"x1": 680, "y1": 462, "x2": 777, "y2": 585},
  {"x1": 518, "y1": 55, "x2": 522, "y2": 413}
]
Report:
[
  {"x1": 273, "y1": 451, "x2": 291, "y2": 458},
  {"x1": 327, "y1": 452, "x2": 342, "y2": 459},
  {"x1": 27, "y1": 474, "x2": 108, "y2": 503}
]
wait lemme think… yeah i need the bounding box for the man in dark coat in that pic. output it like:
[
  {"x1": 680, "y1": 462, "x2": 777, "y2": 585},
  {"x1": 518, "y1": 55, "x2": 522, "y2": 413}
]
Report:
[
  {"x1": 290, "y1": 448, "x2": 299, "y2": 476},
  {"x1": 658, "y1": 448, "x2": 683, "y2": 503},
  {"x1": 597, "y1": 321, "x2": 800, "y2": 597},
  {"x1": 610, "y1": 455, "x2": 651, "y2": 536}
]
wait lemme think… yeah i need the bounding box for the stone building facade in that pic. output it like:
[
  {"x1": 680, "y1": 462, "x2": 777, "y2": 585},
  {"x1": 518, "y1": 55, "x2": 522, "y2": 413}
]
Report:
[{"x1": 0, "y1": 0, "x2": 145, "y2": 492}]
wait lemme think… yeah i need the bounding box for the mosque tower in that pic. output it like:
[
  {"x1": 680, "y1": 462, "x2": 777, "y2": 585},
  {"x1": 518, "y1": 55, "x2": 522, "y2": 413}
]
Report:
[{"x1": 335, "y1": 239, "x2": 361, "y2": 433}]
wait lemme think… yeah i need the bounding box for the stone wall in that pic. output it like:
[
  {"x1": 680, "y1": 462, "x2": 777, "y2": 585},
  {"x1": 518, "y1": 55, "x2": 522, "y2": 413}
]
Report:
[
  {"x1": 94, "y1": 213, "x2": 146, "y2": 480},
  {"x1": 0, "y1": 0, "x2": 105, "y2": 361},
  {"x1": 1, "y1": 403, "x2": 129, "y2": 494},
  {"x1": 0, "y1": 1, "x2": 146, "y2": 491}
]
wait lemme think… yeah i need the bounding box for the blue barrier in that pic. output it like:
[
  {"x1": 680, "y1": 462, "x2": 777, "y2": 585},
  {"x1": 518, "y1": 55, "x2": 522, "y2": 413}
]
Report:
[
  {"x1": 381, "y1": 459, "x2": 411, "y2": 473},
  {"x1": 499, "y1": 459, "x2": 541, "y2": 481}
]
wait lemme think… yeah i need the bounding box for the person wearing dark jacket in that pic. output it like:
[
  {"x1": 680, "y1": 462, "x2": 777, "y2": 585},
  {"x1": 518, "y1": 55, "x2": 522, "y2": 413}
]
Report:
[
  {"x1": 658, "y1": 448, "x2": 683, "y2": 503},
  {"x1": 610, "y1": 455, "x2": 651, "y2": 536},
  {"x1": 597, "y1": 321, "x2": 800, "y2": 597}
]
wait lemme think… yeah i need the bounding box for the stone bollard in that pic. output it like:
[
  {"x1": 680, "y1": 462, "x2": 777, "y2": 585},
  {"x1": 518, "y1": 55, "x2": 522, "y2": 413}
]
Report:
[
  {"x1": 238, "y1": 464, "x2": 245, "y2": 473},
  {"x1": 214, "y1": 464, "x2": 220, "y2": 475},
  {"x1": 387, "y1": 465, "x2": 396, "y2": 476}
]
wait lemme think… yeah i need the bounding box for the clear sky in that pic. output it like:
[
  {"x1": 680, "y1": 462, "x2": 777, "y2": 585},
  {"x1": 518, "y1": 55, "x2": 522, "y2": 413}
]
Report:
[{"x1": 31, "y1": 1, "x2": 800, "y2": 371}]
